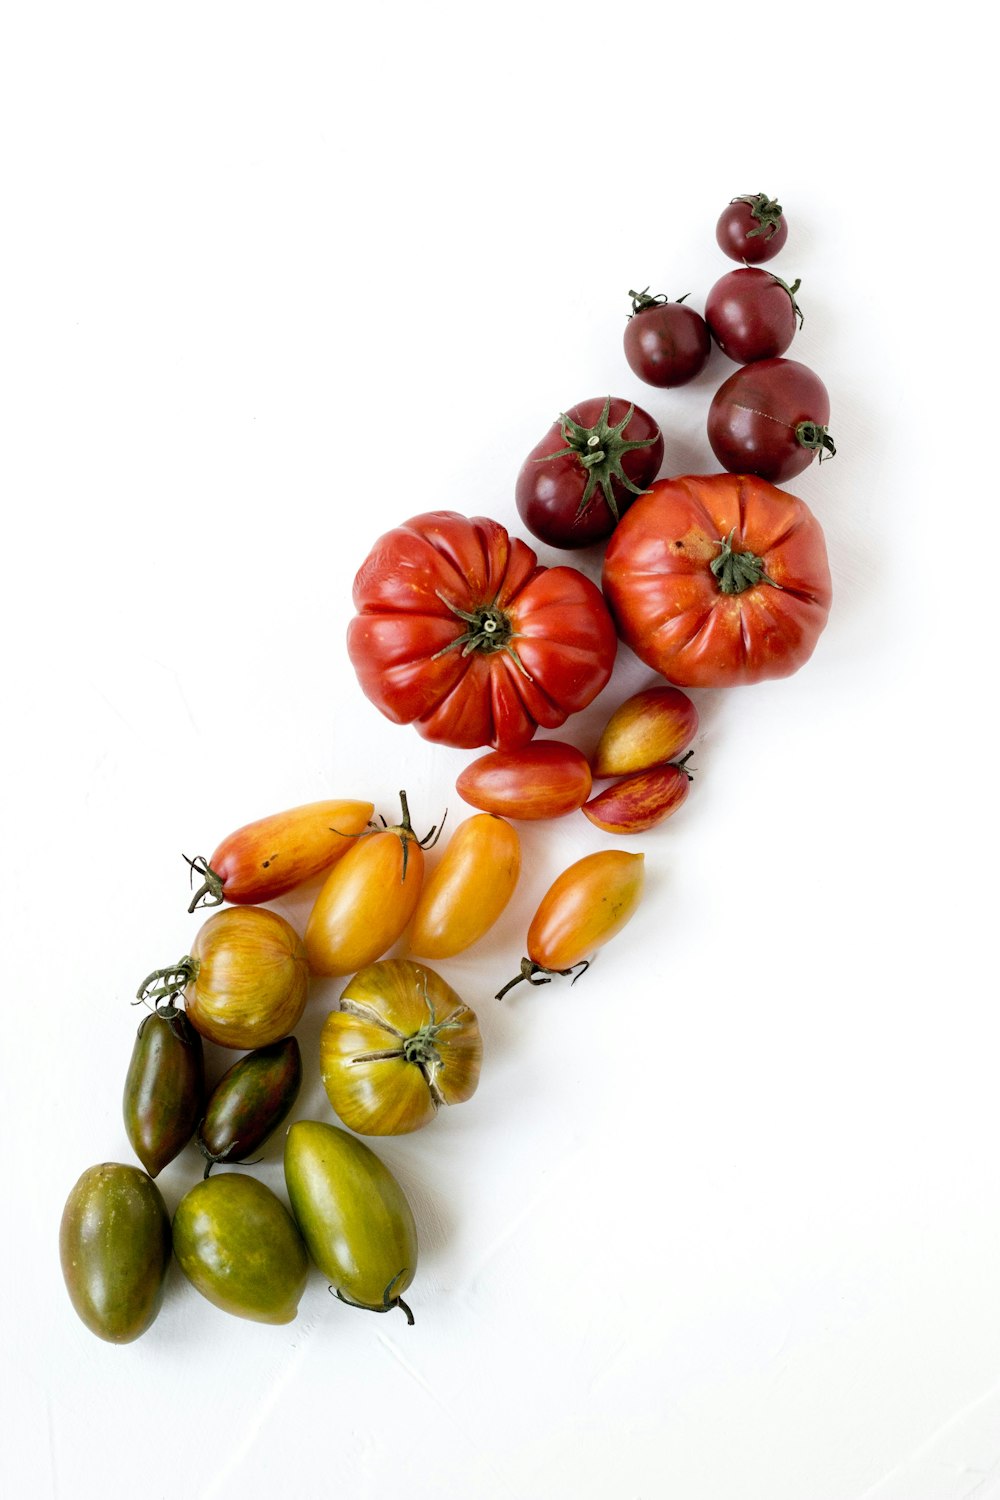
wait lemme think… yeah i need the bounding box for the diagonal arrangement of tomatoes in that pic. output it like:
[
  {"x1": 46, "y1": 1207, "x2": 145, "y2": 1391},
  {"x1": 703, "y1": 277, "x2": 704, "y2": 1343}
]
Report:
[{"x1": 63, "y1": 187, "x2": 840, "y2": 1345}]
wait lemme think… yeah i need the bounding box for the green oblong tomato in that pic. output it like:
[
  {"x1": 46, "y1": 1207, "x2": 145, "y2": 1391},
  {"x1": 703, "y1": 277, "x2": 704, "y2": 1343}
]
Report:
[
  {"x1": 198, "y1": 1036, "x2": 302, "y2": 1173},
  {"x1": 123, "y1": 1005, "x2": 205, "y2": 1176},
  {"x1": 172, "y1": 1174, "x2": 308, "y2": 1325},
  {"x1": 60, "y1": 1163, "x2": 171, "y2": 1343},
  {"x1": 284, "y1": 1120, "x2": 418, "y2": 1319}
]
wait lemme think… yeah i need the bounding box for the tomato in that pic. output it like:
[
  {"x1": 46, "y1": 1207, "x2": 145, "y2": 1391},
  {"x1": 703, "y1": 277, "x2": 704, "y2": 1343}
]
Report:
[
  {"x1": 285, "y1": 1120, "x2": 418, "y2": 1322},
  {"x1": 409, "y1": 814, "x2": 520, "y2": 959},
  {"x1": 172, "y1": 1174, "x2": 309, "y2": 1325},
  {"x1": 198, "y1": 1036, "x2": 302, "y2": 1175},
  {"x1": 348, "y1": 510, "x2": 617, "y2": 749},
  {"x1": 60, "y1": 1163, "x2": 171, "y2": 1343},
  {"x1": 623, "y1": 290, "x2": 711, "y2": 388},
  {"x1": 707, "y1": 358, "x2": 836, "y2": 482},
  {"x1": 591, "y1": 685, "x2": 698, "y2": 777},
  {"x1": 456, "y1": 741, "x2": 592, "y2": 820},
  {"x1": 602, "y1": 475, "x2": 832, "y2": 688},
  {"x1": 185, "y1": 798, "x2": 374, "y2": 912},
  {"x1": 137, "y1": 905, "x2": 309, "y2": 1049},
  {"x1": 715, "y1": 193, "x2": 787, "y2": 263},
  {"x1": 705, "y1": 268, "x2": 803, "y2": 364},
  {"x1": 582, "y1": 756, "x2": 693, "y2": 833},
  {"x1": 496, "y1": 850, "x2": 645, "y2": 998},
  {"x1": 122, "y1": 1003, "x2": 205, "y2": 1177},
  {"x1": 515, "y1": 396, "x2": 664, "y2": 548},
  {"x1": 305, "y1": 791, "x2": 439, "y2": 977},
  {"x1": 321, "y1": 959, "x2": 482, "y2": 1135}
]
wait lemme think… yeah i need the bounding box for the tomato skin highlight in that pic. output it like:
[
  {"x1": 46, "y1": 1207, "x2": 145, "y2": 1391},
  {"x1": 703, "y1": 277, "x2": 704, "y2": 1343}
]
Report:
[
  {"x1": 197, "y1": 1036, "x2": 302, "y2": 1173},
  {"x1": 528, "y1": 851, "x2": 645, "y2": 972},
  {"x1": 707, "y1": 358, "x2": 834, "y2": 482},
  {"x1": 60, "y1": 1163, "x2": 171, "y2": 1343},
  {"x1": 122, "y1": 1006, "x2": 205, "y2": 1177},
  {"x1": 591, "y1": 686, "x2": 698, "y2": 777},
  {"x1": 284, "y1": 1121, "x2": 418, "y2": 1317},
  {"x1": 408, "y1": 814, "x2": 521, "y2": 959},
  {"x1": 172, "y1": 1174, "x2": 308, "y2": 1325},
  {"x1": 190, "y1": 799, "x2": 374, "y2": 910},
  {"x1": 321, "y1": 960, "x2": 483, "y2": 1135},
  {"x1": 602, "y1": 474, "x2": 832, "y2": 688},
  {"x1": 348, "y1": 511, "x2": 617, "y2": 749},
  {"x1": 184, "y1": 906, "x2": 309, "y2": 1049},
  {"x1": 456, "y1": 741, "x2": 592, "y2": 820},
  {"x1": 305, "y1": 829, "x2": 424, "y2": 977},
  {"x1": 582, "y1": 763, "x2": 692, "y2": 833}
]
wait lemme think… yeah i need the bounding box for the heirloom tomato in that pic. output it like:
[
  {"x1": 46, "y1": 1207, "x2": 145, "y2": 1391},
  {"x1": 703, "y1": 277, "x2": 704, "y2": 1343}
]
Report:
[
  {"x1": 137, "y1": 906, "x2": 309, "y2": 1049},
  {"x1": 496, "y1": 850, "x2": 645, "y2": 998},
  {"x1": 60, "y1": 1163, "x2": 171, "y2": 1343},
  {"x1": 198, "y1": 1036, "x2": 302, "y2": 1175},
  {"x1": 456, "y1": 741, "x2": 592, "y2": 820},
  {"x1": 285, "y1": 1120, "x2": 419, "y2": 1321},
  {"x1": 704, "y1": 268, "x2": 803, "y2": 364},
  {"x1": 623, "y1": 291, "x2": 711, "y2": 388},
  {"x1": 122, "y1": 1003, "x2": 205, "y2": 1176},
  {"x1": 602, "y1": 475, "x2": 832, "y2": 688},
  {"x1": 305, "y1": 792, "x2": 440, "y2": 977},
  {"x1": 321, "y1": 959, "x2": 482, "y2": 1135},
  {"x1": 172, "y1": 1174, "x2": 308, "y2": 1325},
  {"x1": 348, "y1": 511, "x2": 617, "y2": 749},
  {"x1": 716, "y1": 193, "x2": 787, "y2": 263},
  {"x1": 185, "y1": 798, "x2": 374, "y2": 912},
  {"x1": 515, "y1": 396, "x2": 664, "y2": 547},
  {"x1": 582, "y1": 756, "x2": 693, "y2": 833},
  {"x1": 409, "y1": 814, "x2": 520, "y2": 959},
  {"x1": 707, "y1": 358, "x2": 835, "y2": 482},
  {"x1": 591, "y1": 685, "x2": 698, "y2": 777}
]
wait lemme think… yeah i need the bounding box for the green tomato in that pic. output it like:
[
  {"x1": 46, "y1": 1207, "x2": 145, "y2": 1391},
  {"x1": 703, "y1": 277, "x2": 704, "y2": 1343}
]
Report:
[
  {"x1": 60, "y1": 1163, "x2": 171, "y2": 1343},
  {"x1": 172, "y1": 1174, "x2": 308, "y2": 1325},
  {"x1": 284, "y1": 1120, "x2": 418, "y2": 1322}
]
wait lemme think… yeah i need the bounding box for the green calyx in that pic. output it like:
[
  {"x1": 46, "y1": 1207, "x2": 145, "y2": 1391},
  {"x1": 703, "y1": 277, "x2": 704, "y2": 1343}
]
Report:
[
  {"x1": 432, "y1": 590, "x2": 533, "y2": 682},
  {"x1": 537, "y1": 395, "x2": 658, "y2": 522},
  {"x1": 710, "y1": 531, "x2": 780, "y2": 595},
  {"x1": 795, "y1": 421, "x2": 837, "y2": 462},
  {"x1": 733, "y1": 192, "x2": 783, "y2": 239},
  {"x1": 356, "y1": 790, "x2": 444, "y2": 881},
  {"x1": 135, "y1": 956, "x2": 200, "y2": 1007},
  {"x1": 627, "y1": 287, "x2": 691, "y2": 317},
  {"x1": 766, "y1": 271, "x2": 804, "y2": 328}
]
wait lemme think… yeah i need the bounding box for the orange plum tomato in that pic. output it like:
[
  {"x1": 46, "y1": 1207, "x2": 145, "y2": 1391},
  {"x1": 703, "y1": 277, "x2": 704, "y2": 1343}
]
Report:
[
  {"x1": 456, "y1": 741, "x2": 592, "y2": 820},
  {"x1": 408, "y1": 814, "x2": 521, "y2": 959}
]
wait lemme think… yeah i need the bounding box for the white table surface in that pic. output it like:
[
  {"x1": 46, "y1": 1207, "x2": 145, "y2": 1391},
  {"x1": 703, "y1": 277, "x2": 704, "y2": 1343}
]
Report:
[{"x1": 2, "y1": 5, "x2": 994, "y2": 1498}]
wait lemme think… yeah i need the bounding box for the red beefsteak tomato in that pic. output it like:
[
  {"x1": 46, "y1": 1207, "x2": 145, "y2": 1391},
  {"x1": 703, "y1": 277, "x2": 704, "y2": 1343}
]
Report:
[
  {"x1": 602, "y1": 475, "x2": 831, "y2": 688},
  {"x1": 348, "y1": 511, "x2": 617, "y2": 749}
]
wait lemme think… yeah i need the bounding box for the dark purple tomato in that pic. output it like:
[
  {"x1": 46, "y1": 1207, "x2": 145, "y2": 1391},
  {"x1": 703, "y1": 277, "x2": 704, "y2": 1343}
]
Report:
[
  {"x1": 705, "y1": 268, "x2": 803, "y2": 364},
  {"x1": 716, "y1": 194, "x2": 788, "y2": 264},
  {"x1": 623, "y1": 289, "x2": 711, "y2": 388},
  {"x1": 515, "y1": 395, "x2": 664, "y2": 549},
  {"x1": 707, "y1": 358, "x2": 836, "y2": 483}
]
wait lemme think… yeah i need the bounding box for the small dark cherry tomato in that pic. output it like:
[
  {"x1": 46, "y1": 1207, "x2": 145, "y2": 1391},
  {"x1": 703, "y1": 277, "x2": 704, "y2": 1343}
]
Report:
[
  {"x1": 623, "y1": 289, "x2": 711, "y2": 388},
  {"x1": 582, "y1": 755, "x2": 694, "y2": 833},
  {"x1": 707, "y1": 358, "x2": 836, "y2": 483},
  {"x1": 198, "y1": 1036, "x2": 302, "y2": 1175},
  {"x1": 172, "y1": 1174, "x2": 309, "y2": 1325},
  {"x1": 716, "y1": 193, "x2": 788, "y2": 263},
  {"x1": 705, "y1": 268, "x2": 803, "y2": 364},
  {"x1": 123, "y1": 1003, "x2": 205, "y2": 1177},
  {"x1": 515, "y1": 396, "x2": 663, "y2": 549},
  {"x1": 60, "y1": 1163, "x2": 172, "y2": 1343},
  {"x1": 457, "y1": 741, "x2": 592, "y2": 820}
]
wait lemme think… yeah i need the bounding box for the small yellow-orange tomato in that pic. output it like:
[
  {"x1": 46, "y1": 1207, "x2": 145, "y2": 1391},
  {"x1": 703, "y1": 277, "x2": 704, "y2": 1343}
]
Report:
[
  {"x1": 408, "y1": 814, "x2": 520, "y2": 959},
  {"x1": 183, "y1": 907, "x2": 309, "y2": 1049},
  {"x1": 306, "y1": 829, "x2": 424, "y2": 977}
]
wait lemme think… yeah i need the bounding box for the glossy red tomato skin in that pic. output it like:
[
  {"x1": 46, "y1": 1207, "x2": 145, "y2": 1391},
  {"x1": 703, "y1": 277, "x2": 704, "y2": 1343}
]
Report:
[
  {"x1": 707, "y1": 359, "x2": 832, "y2": 483},
  {"x1": 623, "y1": 303, "x2": 711, "y2": 388},
  {"x1": 716, "y1": 198, "x2": 788, "y2": 263},
  {"x1": 515, "y1": 398, "x2": 664, "y2": 549},
  {"x1": 456, "y1": 741, "x2": 592, "y2": 820},
  {"x1": 602, "y1": 474, "x2": 832, "y2": 688},
  {"x1": 705, "y1": 269, "x2": 798, "y2": 364},
  {"x1": 348, "y1": 511, "x2": 617, "y2": 749}
]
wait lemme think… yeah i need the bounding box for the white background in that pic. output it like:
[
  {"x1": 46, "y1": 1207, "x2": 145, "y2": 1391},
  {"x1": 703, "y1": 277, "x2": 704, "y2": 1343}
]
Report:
[{"x1": 2, "y1": 5, "x2": 995, "y2": 1498}]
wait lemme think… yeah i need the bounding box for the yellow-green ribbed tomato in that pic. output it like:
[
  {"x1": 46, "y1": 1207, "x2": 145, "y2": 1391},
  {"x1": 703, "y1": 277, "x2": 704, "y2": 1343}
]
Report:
[
  {"x1": 321, "y1": 959, "x2": 482, "y2": 1135},
  {"x1": 284, "y1": 1120, "x2": 418, "y2": 1322},
  {"x1": 172, "y1": 1174, "x2": 308, "y2": 1325}
]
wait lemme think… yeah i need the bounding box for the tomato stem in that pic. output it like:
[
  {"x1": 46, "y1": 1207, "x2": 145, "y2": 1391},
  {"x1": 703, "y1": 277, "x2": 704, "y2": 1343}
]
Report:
[
  {"x1": 184, "y1": 853, "x2": 225, "y2": 913},
  {"x1": 733, "y1": 192, "x2": 783, "y2": 239},
  {"x1": 536, "y1": 395, "x2": 659, "y2": 522},
  {"x1": 367, "y1": 790, "x2": 446, "y2": 881},
  {"x1": 432, "y1": 590, "x2": 534, "y2": 682},
  {"x1": 135, "y1": 957, "x2": 199, "y2": 1006},
  {"x1": 331, "y1": 1270, "x2": 415, "y2": 1324},
  {"x1": 494, "y1": 956, "x2": 590, "y2": 1001},
  {"x1": 627, "y1": 287, "x2": 691, "y2": 317},
  {"x1": 766, "y1": 271, "x2": 804, "y2": 329},
  {"x1": 710, "y1": 530, "x2": 780, "y2": 595},
  {"x1": 795, "y1": 421, "x2": 837, "y2": 462}
]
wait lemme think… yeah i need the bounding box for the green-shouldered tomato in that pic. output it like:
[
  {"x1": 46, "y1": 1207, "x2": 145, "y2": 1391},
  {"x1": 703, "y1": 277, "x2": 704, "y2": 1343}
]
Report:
[
  {"x1": 60, "y1": 1163, "x2": 171, "y2": 1343},
  {"x1": 198, "y1": 1036, "x2": 302, "y2": 1174},
  {"x1": 172, "y1": 1174, "x2": 308, "y2": 1325},
  {"x1": 123, "y1": 1003, "x2": 205, "y2": 1176}
]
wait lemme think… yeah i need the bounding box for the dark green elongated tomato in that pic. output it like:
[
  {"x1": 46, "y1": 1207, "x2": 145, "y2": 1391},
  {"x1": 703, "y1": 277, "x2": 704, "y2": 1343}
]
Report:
[
  {"x1": 137, "y1": 905, "x2": 309, "y2": 1049},
  {"x1": 184, "y1": 798, "x2": 374, "y2": 912},
  {"x1": 496, "y1": 850, "x2": 645, "y2": 998},
  {"x1": 172, "y1": 1174, "x2": 308, "y2": 1324},
  {"x1": 198, "y1": 1036, "x2": 302, "y2": 1175},
  {"x1": 285, "y1": 1120, "x2": 418, "y2": 1322},
  {"x1": 122, "y1": 1002, "x2": 205, "y2": 1176},
  {"x1": 60, "y1": 1163, "x2": 171, "y2": 1343}
]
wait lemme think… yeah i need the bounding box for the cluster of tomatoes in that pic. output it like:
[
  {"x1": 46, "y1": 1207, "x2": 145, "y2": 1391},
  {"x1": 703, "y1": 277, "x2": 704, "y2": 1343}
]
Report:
[{"x1": 60, "y1": 191, "x2": 837, "y2": 1344}]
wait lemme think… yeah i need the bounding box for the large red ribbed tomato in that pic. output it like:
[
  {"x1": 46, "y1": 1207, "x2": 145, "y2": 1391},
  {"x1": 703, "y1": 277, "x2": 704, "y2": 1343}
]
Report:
[
  {"x1": 602, "y1": 474, "x2": 831, "y2": 688},
  {"x1": 348, "y1": 511, "x2": 617, "y2": 749}
]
